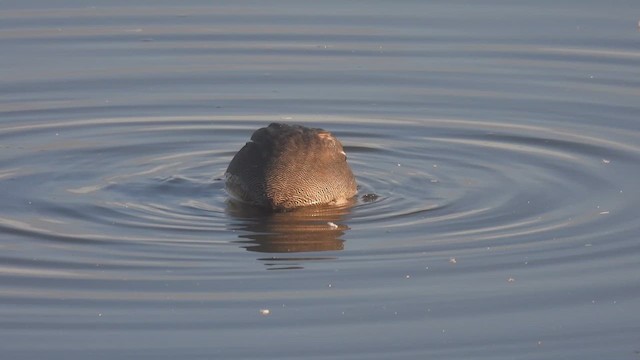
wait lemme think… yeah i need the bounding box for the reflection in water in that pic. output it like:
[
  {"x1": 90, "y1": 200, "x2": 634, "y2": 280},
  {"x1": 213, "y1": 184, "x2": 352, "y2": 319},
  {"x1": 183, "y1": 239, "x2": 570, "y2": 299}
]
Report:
[{"x1": 226, "y1": 199, "x2": 355, "y2": 256}]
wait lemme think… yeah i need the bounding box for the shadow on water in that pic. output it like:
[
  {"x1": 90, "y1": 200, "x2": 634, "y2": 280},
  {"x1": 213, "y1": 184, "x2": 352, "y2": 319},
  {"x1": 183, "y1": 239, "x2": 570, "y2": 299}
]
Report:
[{"x1": 225, "y1": 199, "x2": 356, "y2": 261}]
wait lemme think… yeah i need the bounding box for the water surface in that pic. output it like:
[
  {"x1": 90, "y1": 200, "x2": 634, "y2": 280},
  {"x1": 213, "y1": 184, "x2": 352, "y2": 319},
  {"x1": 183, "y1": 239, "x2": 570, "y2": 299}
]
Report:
[{"x1": 1, "y1": 1, "x2": 640, "y2": 359}]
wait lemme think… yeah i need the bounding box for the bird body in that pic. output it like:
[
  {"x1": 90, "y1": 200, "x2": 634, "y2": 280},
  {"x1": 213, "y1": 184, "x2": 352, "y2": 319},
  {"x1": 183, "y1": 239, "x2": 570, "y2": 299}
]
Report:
[{"x1": 225, "y1": 123, "x2": 357, "y2": 210}]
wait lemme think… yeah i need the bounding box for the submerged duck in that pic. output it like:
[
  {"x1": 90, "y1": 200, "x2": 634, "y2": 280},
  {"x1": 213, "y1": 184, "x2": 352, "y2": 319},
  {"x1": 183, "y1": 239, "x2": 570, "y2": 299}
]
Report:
[{"x1": 225, "y1": 123, "x2": 357, "y2": 210}]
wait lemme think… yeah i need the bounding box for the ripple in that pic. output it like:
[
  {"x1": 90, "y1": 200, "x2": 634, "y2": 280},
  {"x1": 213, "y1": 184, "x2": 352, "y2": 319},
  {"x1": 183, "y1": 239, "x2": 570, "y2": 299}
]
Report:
[
  {"x1": 1, "y1": 115, "x2": 637, "y2": 267},
  {"x1": 345, "y1": 119, "x2": 635, "y2": 255}
]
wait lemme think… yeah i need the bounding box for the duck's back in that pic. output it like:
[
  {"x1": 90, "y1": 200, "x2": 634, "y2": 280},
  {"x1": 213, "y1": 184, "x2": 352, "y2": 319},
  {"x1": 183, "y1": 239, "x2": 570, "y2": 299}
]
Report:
[{"x1": 225, "y1": 123, "x2": 357, "y2": 210}]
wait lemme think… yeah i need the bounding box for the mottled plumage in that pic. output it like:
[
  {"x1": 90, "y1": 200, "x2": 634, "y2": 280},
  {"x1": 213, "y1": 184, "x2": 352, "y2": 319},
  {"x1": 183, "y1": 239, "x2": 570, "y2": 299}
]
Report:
[{"x1": 225, "y1": 123, "x2": 357, "y2": 210}]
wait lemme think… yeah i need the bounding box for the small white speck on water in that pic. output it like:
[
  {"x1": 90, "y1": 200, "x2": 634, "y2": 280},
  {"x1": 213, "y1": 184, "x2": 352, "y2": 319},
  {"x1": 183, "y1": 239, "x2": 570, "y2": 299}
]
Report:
[
  {"x1": 599, "y1": 211, "x2": 610, "y2": 215},
  {"x1": 448, "y1": 257, "x2": 457, "y2": 264},
  {"x1": 405, "y1": 275, "x2": 410, "y2": 279},
  {"x1": 98, "y1": 313, "x2": 103, "y2": 317},
  {"x1": 507, "y1": 277, "x2": 516, "y2": 283},
  {"x1": 55, "y1": 133, "x2": 59, "y2": 136},
  {"x1": 327, "y1": 283, "x2": 332, "y2": 288},
  {"x1": 430, "y1": 179, "x2": 439, "y2": 183},
  {"x1": 432, "y1": 164, "x2": 438, "y2": 168},
  {"x1": 397, "y1": 163, "x2": 401, "y2": 167},
  {"x1": 589, "y1": 75, "x2": 594, "y2": 79},
  {"x1": 259, "y1": 309, "x2": 271, "y2": 316},
  {"x1": 327, "y1": 221, "x2": 338, "y2": 229},
  {"x1": 537, "y1": 341, "x2": 543, "y2": 346},
  {"x1": 602, "y1": 159, "x2": 610, "y2": 164}
]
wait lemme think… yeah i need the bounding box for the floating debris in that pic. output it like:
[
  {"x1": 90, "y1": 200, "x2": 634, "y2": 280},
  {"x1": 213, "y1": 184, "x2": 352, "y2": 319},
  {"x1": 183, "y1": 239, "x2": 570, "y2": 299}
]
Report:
[
  {"x1": 361, "y1": 193, "x2": 379, "y2": 202},
  {"x1": 259, "y1": 309, "x2": 271, "y2": 316},
  {"x1": 448, "y1": 257, "x2": 457, "y2": 264},
  {"x1": 327, "y1": 221, "x2": 338, "y2": 229}
]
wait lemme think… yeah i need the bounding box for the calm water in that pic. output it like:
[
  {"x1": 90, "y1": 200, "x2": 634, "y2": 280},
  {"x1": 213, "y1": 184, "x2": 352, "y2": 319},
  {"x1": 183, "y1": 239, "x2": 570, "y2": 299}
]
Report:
[{"x1": 1, "y1": 1, "x2": 640, "y2": 359}]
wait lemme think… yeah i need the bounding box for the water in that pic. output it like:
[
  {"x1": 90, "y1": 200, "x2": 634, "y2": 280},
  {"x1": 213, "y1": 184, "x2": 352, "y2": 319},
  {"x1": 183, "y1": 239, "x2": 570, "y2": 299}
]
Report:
[{"x1": 1, "y1": 1, "x2": 639, "y2": 359}]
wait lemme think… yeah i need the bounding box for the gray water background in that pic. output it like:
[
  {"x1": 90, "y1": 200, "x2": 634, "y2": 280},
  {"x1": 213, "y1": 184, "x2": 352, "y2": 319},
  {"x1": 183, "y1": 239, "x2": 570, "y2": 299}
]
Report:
[{"x1": 1, "y1": 1, "x2": 640, "y2": 359}]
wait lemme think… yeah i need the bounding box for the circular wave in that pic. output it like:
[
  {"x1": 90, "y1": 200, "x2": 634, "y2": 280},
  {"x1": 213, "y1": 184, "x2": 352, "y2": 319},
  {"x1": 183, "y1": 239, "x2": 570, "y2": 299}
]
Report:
[{"x1": 1, "y1": 116, "x2": 637, "y2": 269}]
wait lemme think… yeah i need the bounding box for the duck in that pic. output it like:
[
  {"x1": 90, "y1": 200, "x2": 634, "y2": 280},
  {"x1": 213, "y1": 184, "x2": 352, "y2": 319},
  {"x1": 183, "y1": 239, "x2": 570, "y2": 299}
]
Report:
[{"x1": 225, "y1": 123, "x2": 357, "y2": 211}]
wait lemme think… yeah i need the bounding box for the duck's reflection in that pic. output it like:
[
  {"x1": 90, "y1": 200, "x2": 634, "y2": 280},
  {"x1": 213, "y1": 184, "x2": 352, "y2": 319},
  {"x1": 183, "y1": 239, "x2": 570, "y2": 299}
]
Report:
[{"x1": 226, "y1": 199, "x2": 354, "y2": 261}]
